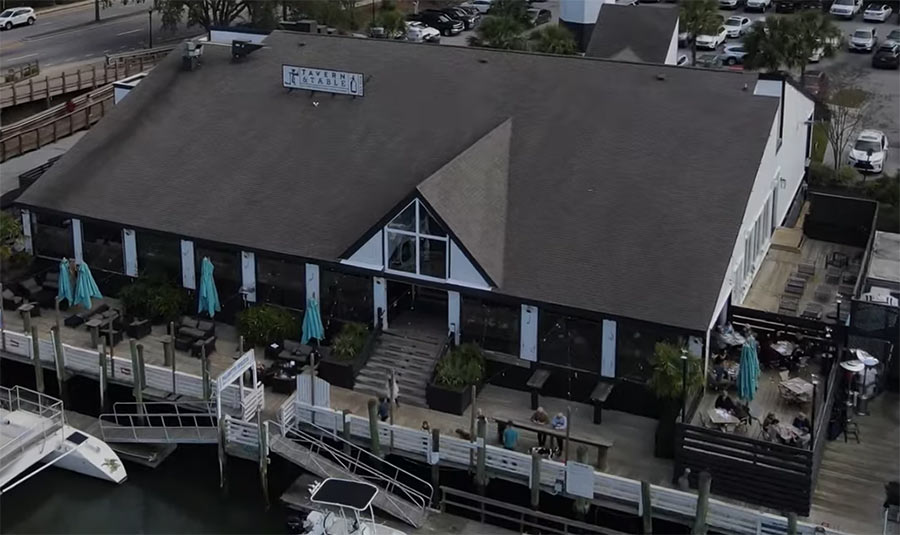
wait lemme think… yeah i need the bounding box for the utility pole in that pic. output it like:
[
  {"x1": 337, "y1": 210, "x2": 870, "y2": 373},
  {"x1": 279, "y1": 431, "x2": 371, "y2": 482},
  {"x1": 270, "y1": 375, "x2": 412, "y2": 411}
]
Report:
[
  {"x1": 148, "y1": 7, "x2": 153, "y2": 49},
  {"x1": 94, "y1": 0, "x2": 100, "y2": 22}
]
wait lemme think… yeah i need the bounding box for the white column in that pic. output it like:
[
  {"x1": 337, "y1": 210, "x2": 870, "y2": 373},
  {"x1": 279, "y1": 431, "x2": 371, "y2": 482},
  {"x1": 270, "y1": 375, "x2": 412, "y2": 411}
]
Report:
[
  {"x1": 601, "y1": 319, "x2": 617, "y2": 378},
  {"x1": 180, "y1": 239, "x2": 196, "y2": 289},
  {"x1": 72, "y1": 218, "x2": 83, "y2": 264},
  {"x1": 520, "y1": 304, "x2": 537, "y2": 362},
  {"x1": 122, "y1": 229, "x2": 138, "y2": 277},
  {"x1": 241, "y1": 251, "x2": 256, "y2": 302},
  {"x1": 20, "y1": 210, "x2": 32, "y2": 254},
  {"x1": 448, "y1": 291, "x2": 460, "y2": 345},
  {"x1": 373, "y1": 276, "x2": 387, "y2": 329},
  {"x1": 305, "y1": 263, "x2": 320, "y2": 302}
]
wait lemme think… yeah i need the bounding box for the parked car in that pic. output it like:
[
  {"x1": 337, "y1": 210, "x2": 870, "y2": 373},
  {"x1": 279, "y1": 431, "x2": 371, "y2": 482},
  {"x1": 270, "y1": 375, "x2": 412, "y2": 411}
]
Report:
[
  {"x1": 775, "y1": 0, "x2": 821, "y2": 12},
  {"x1": 719, "y1": 0, "x2": 745, "y2": 9},
  {"x1": 695, "y1": 24, "x2": 727, "y2": 49},
  {"x1": 527, "y1": 8, "x2": 552, "y2": 26},
  {"x1": 461, "y1": 0, "x2": 494, "y2": 14},
  {"x1": 676, "y1": 54, "x2": 689, "y2": 66},
  {"x1": 427, "y1": 7, "x2": 479, "y2": 30},
  {"x1": 695, "y1": 53, "x2": 724, "y2": 69},
  {"x1": 848, "y1": 129, "x2": 889, "y2": 173},
  {"x1": 888, "y1": 28, "x2": 900, "y2": 41},
  {"x1": 724, "y1": 16, "x2": 752, "y2": 37},
  {"x1": 721, "y1": 43, "x2": 748, "y2": 64},
  {"x1": 408, "y1": 11, "x2": 464, "y2": 36},
  {"x1": 745, "y1": 0, "x2": 772, "y2": 11},
  {"x1": 872, "y1": 40, "x2": 900, "y2": 67},
  {"x1": 863, "y1": 3, "x2": 893, "y2": 21},
  {"x1": 830, "y1": 0, "x2": 863, "y2": 18},
  {"x1": 0, "y1": 7, "x2": 35, "y2": 30},
  {"x1": 848, "y1": 28, "x2": 878, "y2": 51},
  {"x1": 406, "y1": 22, "x2": 440, "y2": 43},
  {"x1": 802, "y1": 70, "x2": 829, "y2": 97}
]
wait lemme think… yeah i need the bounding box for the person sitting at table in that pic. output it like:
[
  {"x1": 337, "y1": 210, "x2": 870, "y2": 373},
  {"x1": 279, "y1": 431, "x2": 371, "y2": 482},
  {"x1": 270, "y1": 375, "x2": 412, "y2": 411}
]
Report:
[
  {"x1": 551, "y1": 412, "x2": 567, "y2": 452},
  {"x1": 530, "y1": 407, "x2": 550, "y2": 447},
  {"x1": 792, "y1": 412, "x2": 811, "y2": 434},
  {"x1": 715, "y1": 393, "x2": 736, "y2": 413},
  {"x1": 761, "y1": 412, "x2": 779, "y2": 441},
  {"x1": 377, "y1": 397, "x2": 390, "y2": 422},
  {"x1": 502, "y1": 420, "x2": 518, "y2": 450}
]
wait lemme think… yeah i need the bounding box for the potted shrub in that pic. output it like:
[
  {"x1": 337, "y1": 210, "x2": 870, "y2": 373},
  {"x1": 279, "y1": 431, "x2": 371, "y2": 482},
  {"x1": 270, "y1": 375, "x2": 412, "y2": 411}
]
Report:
[
  {"x1": 319, "y1": 322, "x2": 369, "y2": 389},
  {"x1": 648, "y1": 341, "x2": 703, "y2": 458},
  {"x1": 236, "y1": 305, "x2": 297, "y2": 347},
  {"x1": 118, "y1": 277, "x2": 188, "y2": 324},
  {"x1": 426, "y1": 343, "x2": 485, "y2": 415}
]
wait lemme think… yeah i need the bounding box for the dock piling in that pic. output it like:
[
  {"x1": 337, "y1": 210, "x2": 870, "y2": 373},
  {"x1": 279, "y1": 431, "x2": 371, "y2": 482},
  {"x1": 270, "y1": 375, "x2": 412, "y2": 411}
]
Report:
[
  {"x1": 430, "y1": 427, "x2": 440, "y2": 505},
  {"x1": 574, "y1": 445, "x2": 590, "y2": 520},
  {"x1": 787, "y1": 513, "x2": 797, "y2": 535},
  {"x1": 98, "y1": 342, "x2": 108, "y2": 411},
  {"x1": 30, "y1": 326, "x2": 44, "y2": 392},
  {"x1": 564, "y1": 406, "x2": 572, "y2": 462},
  {"x1": 367, "y1": 398, "x2": 381, "y2": 457},
  {"x1": 218, "y1": 415, "x2": 228, "y2": 492},
  {"x1": 475, "y1": 415, "x2": 487, "y2": 491},
  {"x1": 468, "y1": 385, "x2": 476, "y2": 472},
  {"x1": 257, "y1": 414, "x2": 270, "y2": 509},
  {"x1": 530, "y1": 451, "x2": 541, "y2": 509},
  {"x1": 51, "y1": 326, "x2": 68, "y2": 404},
  {"x1": 691, "y1": 470, "x2": 711, "y2": 535},
  {"x1": 342, "y1": 409, "x2": 351, "y2": 455},
  {"x1": 54, "y1": 296, "x2": 61, "y2": 333},
  {"x1": 22, "y1": 308, "x2": 32, "y2": 335},
  {"x1": 640, "y1": 480, "x2": 653, "y2": 534},
  {"x1": 201, "y1": 345, "x2": 210, "y2": 401}
]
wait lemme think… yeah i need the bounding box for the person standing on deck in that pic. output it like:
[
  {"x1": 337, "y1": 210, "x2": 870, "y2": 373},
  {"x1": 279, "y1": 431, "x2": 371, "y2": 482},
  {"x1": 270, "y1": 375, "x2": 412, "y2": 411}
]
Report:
[
  {"x1": 531, "y1": 407, "x2": 550, "y2": 447},
  {"x1": 551, "y1": 412, "x2": 567, "y2": 453}
]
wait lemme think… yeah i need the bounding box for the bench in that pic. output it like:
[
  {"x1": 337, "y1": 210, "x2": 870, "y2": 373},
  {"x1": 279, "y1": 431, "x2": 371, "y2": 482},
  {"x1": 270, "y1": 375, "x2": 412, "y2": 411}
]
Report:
[
  {"x1": 509, "y1": 419, "x2": 614, "y2": 470},
  {"x1": 526, "y1": 368, "x2": 551, "y2": 410},
  {"x1": 590, "y1": 381, "x2": 615, "y2": 424},
  {"x1": 797, "y1": 262, "x2": 816, "y2": 279}
]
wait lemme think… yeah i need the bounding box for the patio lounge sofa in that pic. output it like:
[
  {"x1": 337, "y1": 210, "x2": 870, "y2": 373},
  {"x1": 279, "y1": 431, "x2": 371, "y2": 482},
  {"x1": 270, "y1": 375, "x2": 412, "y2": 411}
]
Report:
[
  {"x1": 18, "y1": 277, "x2": 56, "y2": 309},
  {"x1": 191, "y1": 335, "x2": 217, "y2": 357},
  {"x1": 64, "y1": 303, "x2": 110, "y2": 327},
  {"x1": 174, "y1": 316, "x2": 216, "y2": 352}
]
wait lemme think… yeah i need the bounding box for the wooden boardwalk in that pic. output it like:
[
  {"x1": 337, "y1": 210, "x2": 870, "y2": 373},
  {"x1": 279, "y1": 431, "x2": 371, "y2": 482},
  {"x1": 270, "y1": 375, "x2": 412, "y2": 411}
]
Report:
[{"x1": 810, "y1": 392, "x2": 900, "y2": 535}]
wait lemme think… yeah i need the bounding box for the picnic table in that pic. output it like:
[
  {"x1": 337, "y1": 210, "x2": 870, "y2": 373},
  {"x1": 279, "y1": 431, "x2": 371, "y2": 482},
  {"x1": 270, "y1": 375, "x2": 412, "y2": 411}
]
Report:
[{"x1": 508, "y1": 419, "x2": 614, "y2": 470}]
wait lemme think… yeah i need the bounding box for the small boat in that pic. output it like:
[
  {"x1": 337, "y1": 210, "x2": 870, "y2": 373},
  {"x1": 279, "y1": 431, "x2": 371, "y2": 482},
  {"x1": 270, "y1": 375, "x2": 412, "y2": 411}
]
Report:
[{"x1": 290, "y1": 478, "x2": 406, "y2": 535}]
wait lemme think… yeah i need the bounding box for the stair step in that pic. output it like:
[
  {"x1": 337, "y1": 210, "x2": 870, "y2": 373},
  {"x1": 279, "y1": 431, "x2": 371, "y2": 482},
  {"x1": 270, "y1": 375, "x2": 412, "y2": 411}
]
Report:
[
  {"x1": 368, "y1": 355, "x2": 436, "y2": 371},
  {"x1": 355, "y1": 375, "x2": 427, "y2": 395},
  {"x1": 362, "y1": 365, "x2": 432, "y2": 383},
  {"x1": 378, "y1": 339, "x2": 440, "y2": 352},
  {"x1": 355, "y1": 383, "x2": 427, "y2": 408},
  {"x1": 373, "y1": 345, "x2": 439, "y2": 361}
]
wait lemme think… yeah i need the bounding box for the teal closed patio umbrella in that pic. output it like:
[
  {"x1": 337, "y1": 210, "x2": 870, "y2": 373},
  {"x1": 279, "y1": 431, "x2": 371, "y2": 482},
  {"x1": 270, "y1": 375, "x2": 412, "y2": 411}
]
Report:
[
  {"x1": 737, "y1": 340, "x2": 760, "y2": 402},
  {"x1": 301, "y1": 298, "x2": 325, "y2": 345},
  {"x1": 73, "y1": 262, "x2": 102, "y2": 309},
  {"x1": 197, "y1": 257, "x2": 221, "y2": 318},
  {"x1": 57, "y1": 258, "x2": 74, "y2": 305}
]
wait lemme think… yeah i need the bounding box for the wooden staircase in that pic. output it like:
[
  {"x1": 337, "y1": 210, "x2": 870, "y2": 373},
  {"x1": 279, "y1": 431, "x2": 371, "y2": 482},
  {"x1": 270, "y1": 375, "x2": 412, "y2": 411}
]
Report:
[{"x1": 354, "y1": 328, "x2": 445, "y2": 408}]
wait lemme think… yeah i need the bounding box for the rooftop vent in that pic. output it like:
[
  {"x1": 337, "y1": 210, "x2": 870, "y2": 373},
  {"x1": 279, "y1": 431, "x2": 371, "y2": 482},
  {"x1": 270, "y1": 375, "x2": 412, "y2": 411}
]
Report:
[{"x1": 182, "y1": 40, "x2": 203, "y2": 71}]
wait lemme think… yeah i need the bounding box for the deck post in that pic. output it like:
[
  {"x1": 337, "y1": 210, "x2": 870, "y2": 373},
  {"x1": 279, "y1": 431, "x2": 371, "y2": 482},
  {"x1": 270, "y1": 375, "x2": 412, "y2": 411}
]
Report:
[
  {"x1": 787, "y1": 513, "x2": 797, "y2": 535},
  {"x1": 475, "y1": 415, "x2": 487, "y2": 491},
  {"x1": 530, "y1": 451, "x2": 541, "y2": 509},
  {"x1": 136, "y1": 343, "x2": 147, "y2": 390},
  {"x1": 30, "y1": 326, "x2": 44, "y2": 392},
  {"x1": 430, "y1": 428, "x2": 440, "y2": 505},
  {"x1": 691, "y1": 470, "x2": 711, "y2": 535},
  {"x1": 130, "y1": 339, "x2": 145, "y2": 424},
  {"x1": 640, "y1": 480, "x2": 653, "y2": 534},
  {"x1": 98, "y1": 342, "x2": 108, "y2": 411},
  {"x1": 51, "y1": 326, "x2": 68, "y2": 404},
  {"x1": 201, "y1": 344, "x2": 210, "y2": 401},
  {"x1": 342, "y1": 409, "x2": 352, "y2": 455},
  {"x1": 257, "y1": 414, "x2": 270, "y2": 508},
  {"x1": 367, "y1": 398, "x2": 381, "y2": 457},
  {"x1": 218, "y1": 414, "x2": 228, "y2": 492},
  {"x1": 574, "y1": 445, "x2": 590, "y2": 521},
  {"x1": 21, "y1": 307, "x2": 32, "y2": 334},
  {"x1": 564, "y1": 406, "x2": 572, "y2": 462},
  {"x1": 468, "y1": 385, "x2": 476, "y2": 471},
  {"x1": 54, "y1": 296, "x2": 61, "y2": 333},
  {"x1": 164, "y1": 336, "x2": 176, "y2": 394}
]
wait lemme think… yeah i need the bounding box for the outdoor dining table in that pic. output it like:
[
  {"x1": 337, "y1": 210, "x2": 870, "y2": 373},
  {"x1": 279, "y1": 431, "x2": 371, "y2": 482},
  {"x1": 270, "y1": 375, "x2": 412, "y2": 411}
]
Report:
[
  {"x1": 708, "y1": 408, "x2": 740, "y2": 431},
  {"x1": 771, "y1": 340, "x2": 795, "y2": 357},
  {"x1": 774, "y1": 423, "x2": 810, "y2": 448},
  {"x1": 779, "y1": 377, "x2": 814, "y2": 403}
]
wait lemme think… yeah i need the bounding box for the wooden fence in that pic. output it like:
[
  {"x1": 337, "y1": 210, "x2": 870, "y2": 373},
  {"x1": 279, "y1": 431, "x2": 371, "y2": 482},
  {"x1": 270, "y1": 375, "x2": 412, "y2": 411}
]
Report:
[{"x1": 675, "y1": 423, "x2": 813, "y2": 515}]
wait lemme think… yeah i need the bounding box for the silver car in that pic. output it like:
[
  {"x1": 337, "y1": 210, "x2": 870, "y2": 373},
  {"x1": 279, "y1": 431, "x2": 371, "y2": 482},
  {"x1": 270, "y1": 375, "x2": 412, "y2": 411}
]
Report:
[{"x1": 848, "y1": 28, "x2": 878, "y2": 52}]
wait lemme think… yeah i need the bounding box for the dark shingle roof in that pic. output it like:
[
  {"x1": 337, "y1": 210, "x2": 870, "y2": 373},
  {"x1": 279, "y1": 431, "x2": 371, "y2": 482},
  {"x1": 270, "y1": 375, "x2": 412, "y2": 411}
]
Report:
[
  {"x1": 19, "y1": 31, "x2": 778, "y2": 331},
  {"x1": 586, "y1": 5, "x2": 679, "y2": 63}
]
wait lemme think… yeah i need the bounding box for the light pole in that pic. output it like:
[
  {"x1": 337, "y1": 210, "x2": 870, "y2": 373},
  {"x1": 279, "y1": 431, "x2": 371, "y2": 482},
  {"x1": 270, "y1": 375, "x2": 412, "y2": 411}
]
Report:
[
  {"x1": 148, "y1": 7, "x2": 153, "y2": 49},
  {"x1": 680, "y1": 349, "x2": 688, "y2": 423}
]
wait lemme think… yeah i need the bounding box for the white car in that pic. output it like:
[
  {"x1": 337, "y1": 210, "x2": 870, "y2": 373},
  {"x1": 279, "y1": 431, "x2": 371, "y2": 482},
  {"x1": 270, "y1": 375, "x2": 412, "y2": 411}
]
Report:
[
  {"x1": 745, "y1": 0, "x2": 771, "y2": 11},
  {"x1": 830, "y1": 0, "x2": 862, "y2": 18},
  {"x1": 849, "y1": 28, "x2": 878, "y2": 52},
  {"x1": 724, "y1": 16, "x2": 752, "y2": 38},
  {"x1": 809, "y1": 36, "x2": 841, "y2": 61},
  {"x1": 848, "y1": 129, "x2": 889, "y2": 173},
  {"x1": 719, "y1": 0, "x2": 744, "y2": 9},
  {"x1": 863, "y1": 3, "x2": 893, "y2": 21},
  {"x1": 406, "y1": 22, "x2": 440, "y2": 43},
  {"x1": 461, "y1": 0, "x2": 494, "y2": 14},
  {"x1": 695, "y1": 25, "x2": 728, "y2": 49},
  {"x1": 0, "y1": 7, "x2": 35, "y2": 30}
]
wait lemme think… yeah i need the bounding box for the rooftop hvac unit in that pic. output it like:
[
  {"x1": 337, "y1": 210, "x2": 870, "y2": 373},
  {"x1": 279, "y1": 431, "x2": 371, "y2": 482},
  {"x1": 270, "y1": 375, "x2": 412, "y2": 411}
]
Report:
[{"x1": 182, "y1": 40, "x2": 203, "y2": 71}]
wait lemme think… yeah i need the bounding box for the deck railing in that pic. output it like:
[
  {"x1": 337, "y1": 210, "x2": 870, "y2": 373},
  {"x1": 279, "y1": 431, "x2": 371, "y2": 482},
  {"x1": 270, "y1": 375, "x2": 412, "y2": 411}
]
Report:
[{"x1": 0, "y1": 386, "x2": 64, "y2": 464}]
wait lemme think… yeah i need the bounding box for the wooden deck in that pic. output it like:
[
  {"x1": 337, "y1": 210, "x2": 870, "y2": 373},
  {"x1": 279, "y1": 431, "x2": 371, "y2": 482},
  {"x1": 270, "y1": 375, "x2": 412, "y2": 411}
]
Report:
[{"x1": 810, "y1": 392, "x2": 900, "y2": 535}]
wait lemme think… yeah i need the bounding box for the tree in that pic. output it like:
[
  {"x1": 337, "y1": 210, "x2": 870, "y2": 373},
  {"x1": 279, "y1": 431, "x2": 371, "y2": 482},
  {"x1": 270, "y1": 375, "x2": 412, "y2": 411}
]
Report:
[
  {"x1": 153, "y1": 1, "x2": 249, "y2": 31},
  {"x1": 822, "y1": 72, "x2": 873, "y2": 178},
  {"x1": 489, "y1": 0, "x2": 531, "y2": 25},
  {"x1": 467, "y1": 15, "x2": 526, "y2": 50},
  {"x1": 743, "y1": 13, "x2": 841, "y2": 77},
  {"x1": 372, "y1": 6, "x2": 405, "y2": 38},
  {"x1": 680, "y1": 0, "x2": 721, "y2": 66},
  {"x1": 529, "y1": 25, "x2": 577, "y2": 55},
  {"x1": 0, "y1": 211, "x2": 22, "y2": 262},
  {"x1": 793, "y1": 11, "x2": 841, "y2": 79}
]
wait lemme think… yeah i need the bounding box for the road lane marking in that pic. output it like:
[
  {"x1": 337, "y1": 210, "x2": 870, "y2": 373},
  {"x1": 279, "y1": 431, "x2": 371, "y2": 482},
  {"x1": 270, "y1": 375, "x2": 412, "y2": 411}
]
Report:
[
  {"x1": 116, "y1": 28, "x2": 142, "y2": 36},
  {"x1": 26, "y1": 17, "x2": 137, "y2": 42},
  {"x1": 6, "y1": 53, "x2": 38, "y2": 61}
]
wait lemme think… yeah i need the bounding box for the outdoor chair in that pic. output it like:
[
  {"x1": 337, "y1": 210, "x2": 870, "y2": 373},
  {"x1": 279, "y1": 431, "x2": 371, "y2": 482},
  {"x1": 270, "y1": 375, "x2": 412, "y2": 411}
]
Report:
[
  {"x1": 801, "y1": 303, "x2": 823, "y2": 320},
  {"x1": 19, "y1": 277, "x2": 55, "y2": 308},
  {"x1": 844, "y1": 414, "x2": 860, "y2": 443},
  {"x1": 17, "y1": 302, "x2": 40, "y2": 318},
  {"x1": 826, "y1": 252, "x2": 848, "y2": 269},
  {"x1": 126, "y1": 318, "x2": 151, "y2": 340},
  {"x1": 175, "y1": 316, "x2": 216, "y2": 351},
  {"x1": 191, "y1": 335, "x2": 217, "y2": 357},
  {"x1": 815, "y1": 285, "x2": 834, "y2": 302},
  {"x1": 797, "y1": 262, "x2": 816, "y2": 279},
  {"x1": 64, "y1": 303, "x2": 110, "y2": 328},
  {"x1": 2, "y1": 289, "x2": 24, "y2": 310},
  {"x1": 825, "y1": 267, "x2": 842, "y2": 285}
]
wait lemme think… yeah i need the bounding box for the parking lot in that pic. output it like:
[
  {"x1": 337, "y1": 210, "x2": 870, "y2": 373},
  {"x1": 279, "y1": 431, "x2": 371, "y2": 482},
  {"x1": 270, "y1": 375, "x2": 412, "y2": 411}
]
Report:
[
  {"x1": 438, "y1": 0, "x2": 560, "y2": 46},
  {"x1": 685, "y1": 6, "x2": 900, "y2": 175}
]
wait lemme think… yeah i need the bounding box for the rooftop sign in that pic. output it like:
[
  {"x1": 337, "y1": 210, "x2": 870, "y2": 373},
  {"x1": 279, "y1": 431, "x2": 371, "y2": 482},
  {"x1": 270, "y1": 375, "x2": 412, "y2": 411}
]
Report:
[{"x1": 282, "y1": 65, "x2": 364, "y2": 97}]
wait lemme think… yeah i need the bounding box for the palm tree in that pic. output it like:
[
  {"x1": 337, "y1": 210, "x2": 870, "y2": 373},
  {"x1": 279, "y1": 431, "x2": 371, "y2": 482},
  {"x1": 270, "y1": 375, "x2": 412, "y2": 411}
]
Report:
[
  {"x1": 680, "y1": 0, "x2": 721, "y2": 66},
  {"x1": 793, "y1": 11, "x2": 842, "y2": 79},
  {"x1": 467, "y1": 15, "x2": 526, "y2": 50},
  {"x1": 742, "y1": 16, "x2": 792, "y2": 72},
  {"x1": 529, "y1": 25, "x2": 577, "y2": 55}
]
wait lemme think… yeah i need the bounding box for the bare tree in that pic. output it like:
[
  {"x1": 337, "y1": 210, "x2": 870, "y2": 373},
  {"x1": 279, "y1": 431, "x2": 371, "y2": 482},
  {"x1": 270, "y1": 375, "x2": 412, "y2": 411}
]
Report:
[{"x1": 821, "y1": 70, "x2": 873, "y2": 179}]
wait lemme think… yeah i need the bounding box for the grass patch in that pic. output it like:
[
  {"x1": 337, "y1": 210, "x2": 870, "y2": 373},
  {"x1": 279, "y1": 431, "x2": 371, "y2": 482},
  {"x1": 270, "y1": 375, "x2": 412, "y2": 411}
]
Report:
[
  {"x1": 811, "y1": 123, "x2": 827, "y2": 163},
  {"x1": 830, "y1": 88, "x2": 868, "y2": 107}
]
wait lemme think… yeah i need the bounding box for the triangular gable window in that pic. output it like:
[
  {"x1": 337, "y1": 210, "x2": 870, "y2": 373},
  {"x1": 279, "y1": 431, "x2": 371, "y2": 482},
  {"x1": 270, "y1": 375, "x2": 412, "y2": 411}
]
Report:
[{"x1": 385, "y1": 199, "x2": 448, "y2": 279}]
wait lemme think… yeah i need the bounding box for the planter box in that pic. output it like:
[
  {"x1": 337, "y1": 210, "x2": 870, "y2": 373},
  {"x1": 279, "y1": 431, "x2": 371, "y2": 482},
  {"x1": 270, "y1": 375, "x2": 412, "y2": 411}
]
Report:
[
  {"x1": 318, "y1": 358, "x2": 356, "y2": 389},
  {"x1": 426, "y1": 381, "x2": 479, "y2": 415}
]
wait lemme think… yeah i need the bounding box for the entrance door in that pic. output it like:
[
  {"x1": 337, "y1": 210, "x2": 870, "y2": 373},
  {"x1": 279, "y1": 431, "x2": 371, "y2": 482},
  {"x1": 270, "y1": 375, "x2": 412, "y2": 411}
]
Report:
[{"x1": 386, "y1": 280, "x2": 447, "y2": 336}]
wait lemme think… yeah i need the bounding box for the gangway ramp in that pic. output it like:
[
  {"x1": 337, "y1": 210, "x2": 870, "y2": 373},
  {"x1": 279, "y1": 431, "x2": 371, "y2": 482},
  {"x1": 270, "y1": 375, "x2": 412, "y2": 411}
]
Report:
[{"x1": 98, "y1": 401, "x2": 218, "y2": 444}]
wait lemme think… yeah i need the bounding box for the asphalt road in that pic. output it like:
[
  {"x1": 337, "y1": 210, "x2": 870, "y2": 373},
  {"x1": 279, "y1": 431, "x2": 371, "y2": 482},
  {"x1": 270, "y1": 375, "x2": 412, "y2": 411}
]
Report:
[{"x1": 0, "y1": 2, "x2": 202, "y2": 70}]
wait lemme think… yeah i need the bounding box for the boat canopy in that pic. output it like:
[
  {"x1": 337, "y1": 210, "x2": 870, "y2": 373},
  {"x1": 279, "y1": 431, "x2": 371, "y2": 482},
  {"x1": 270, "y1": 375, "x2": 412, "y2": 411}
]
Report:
[{"x1": 310, "y1": 478, "x2": 379, "y2": 512}]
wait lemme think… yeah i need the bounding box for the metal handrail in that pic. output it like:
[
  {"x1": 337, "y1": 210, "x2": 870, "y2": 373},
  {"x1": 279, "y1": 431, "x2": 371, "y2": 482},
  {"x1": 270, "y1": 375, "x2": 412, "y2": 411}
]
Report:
[
  {"x1": 99, "y1": 401, "x2": 218, "y2": 442},
  {"x1": 274, "y1": 421, "x2": 431, "y2": 525},
  {"x1": 0, "y1": 386, "x2": 64, "y2": 463}
]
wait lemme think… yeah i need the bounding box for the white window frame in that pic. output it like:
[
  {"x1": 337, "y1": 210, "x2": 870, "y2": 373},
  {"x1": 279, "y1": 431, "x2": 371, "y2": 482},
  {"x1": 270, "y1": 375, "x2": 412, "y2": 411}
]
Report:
[{"x1": 383, "y1": 199, "x2": 450, "y2": 283}]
